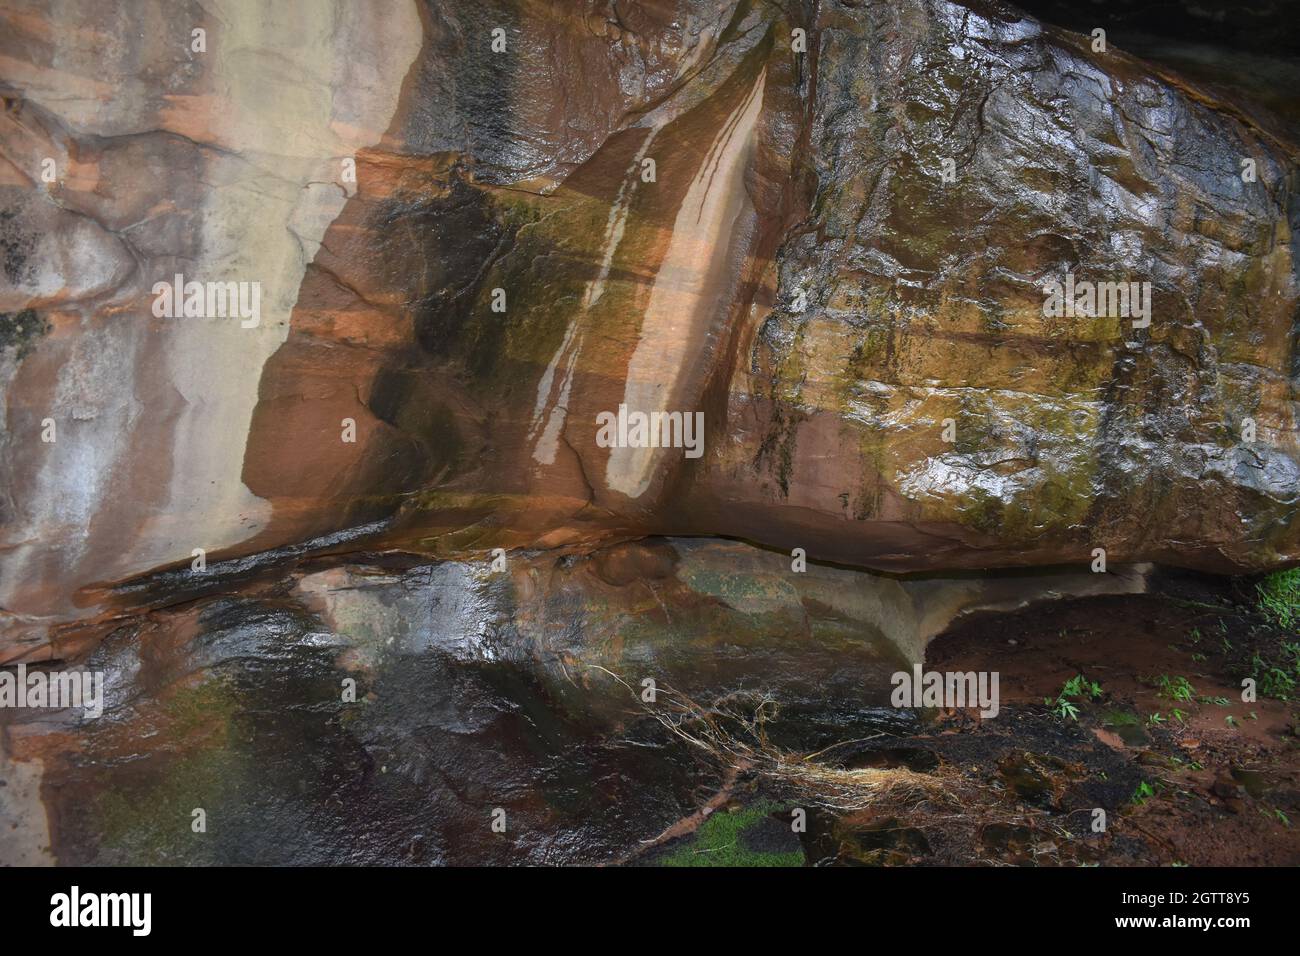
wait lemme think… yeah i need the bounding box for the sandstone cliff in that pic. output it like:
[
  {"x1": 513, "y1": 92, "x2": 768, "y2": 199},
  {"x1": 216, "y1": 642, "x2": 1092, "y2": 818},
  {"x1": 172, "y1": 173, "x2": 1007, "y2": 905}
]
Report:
[{"x1": 1, "y1": 0, "x2": 1297, "y2": 661}]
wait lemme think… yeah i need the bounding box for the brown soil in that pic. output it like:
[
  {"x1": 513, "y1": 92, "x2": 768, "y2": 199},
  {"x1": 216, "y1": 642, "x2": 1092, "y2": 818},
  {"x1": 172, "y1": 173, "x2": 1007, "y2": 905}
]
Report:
[{"x1": 798, "y1": 570, "x2": 1300, "y2": 866}]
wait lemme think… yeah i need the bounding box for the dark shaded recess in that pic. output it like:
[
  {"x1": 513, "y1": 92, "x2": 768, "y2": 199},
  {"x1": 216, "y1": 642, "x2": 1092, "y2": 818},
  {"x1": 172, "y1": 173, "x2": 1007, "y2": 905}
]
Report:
[
  {"x1": 1013, "y1": 0, "x2": 1300, "y2": 58},
  {"x1": 459, "y1": 226, "x2": 526, "y2": 384},
  {"x1": 378, "y1": 177, "x2": 508, "y2": 359},
  {"x1": 368, "y1": 364, "x2": 464, "y2": 486},
  {"x1": 1014, "y1": 0, "x2": 1300, "y2": 136},
  {"x1": 369, "y1": 169, "x2": 554, "y2": 410}
]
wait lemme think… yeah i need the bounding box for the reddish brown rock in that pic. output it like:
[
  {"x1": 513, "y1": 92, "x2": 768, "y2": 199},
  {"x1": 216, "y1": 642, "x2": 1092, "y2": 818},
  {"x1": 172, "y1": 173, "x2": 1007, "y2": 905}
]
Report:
[{"x1": 1, "y1": 0, "x2": 1297, "y2": 659}]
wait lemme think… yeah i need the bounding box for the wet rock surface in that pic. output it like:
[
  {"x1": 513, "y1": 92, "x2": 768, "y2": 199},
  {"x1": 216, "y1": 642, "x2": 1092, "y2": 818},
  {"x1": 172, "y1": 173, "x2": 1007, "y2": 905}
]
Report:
[
  {"x1": 1, "y1": 1, "x2": 1298, "y2": 867},
  {"x1": 0, "y1": 0, "x2": 1297, "y2": 656},
  {"x1": 2, "y1": 545, "x2": 1295, "y2": 865}
]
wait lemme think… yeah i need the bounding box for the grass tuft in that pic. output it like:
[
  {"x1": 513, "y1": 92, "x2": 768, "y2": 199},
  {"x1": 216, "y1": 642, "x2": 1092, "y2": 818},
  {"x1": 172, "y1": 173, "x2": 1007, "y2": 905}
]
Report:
[{"x1": 1257, "y1": 569, "x2": 1300, "y2": 631}]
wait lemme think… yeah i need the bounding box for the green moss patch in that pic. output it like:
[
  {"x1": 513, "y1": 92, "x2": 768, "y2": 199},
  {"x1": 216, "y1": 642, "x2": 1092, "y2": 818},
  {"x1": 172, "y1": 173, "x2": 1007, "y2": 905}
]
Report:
[
  {"x1": 0, "y1": 308, "x2": 50, "y2": 360},
  {"x1": 657, "y1": 801, "x2": 804, "y2": 867}
]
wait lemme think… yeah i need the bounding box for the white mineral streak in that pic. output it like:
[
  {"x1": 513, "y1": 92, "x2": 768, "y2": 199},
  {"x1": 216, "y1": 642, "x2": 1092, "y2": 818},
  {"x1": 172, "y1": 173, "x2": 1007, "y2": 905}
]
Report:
[
  {"x1": 529, "y1": 126, "x2": 662, "y2": 466},
  {"x1": 605, "y1": 69, "x2": 766, "y2": 498}
]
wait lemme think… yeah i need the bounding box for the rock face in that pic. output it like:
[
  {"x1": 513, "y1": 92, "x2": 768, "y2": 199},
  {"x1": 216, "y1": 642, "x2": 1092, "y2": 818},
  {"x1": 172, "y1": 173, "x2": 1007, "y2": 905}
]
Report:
[
  {"x1": 0, "y1": 0, "x2": 426, "y2": 656},
  {"x1": 0, "y1": 535, "x2": 1146, "y2": 864},
  {"x1": 2, "y1": 0, "x2": 1299, "y2": 657}
]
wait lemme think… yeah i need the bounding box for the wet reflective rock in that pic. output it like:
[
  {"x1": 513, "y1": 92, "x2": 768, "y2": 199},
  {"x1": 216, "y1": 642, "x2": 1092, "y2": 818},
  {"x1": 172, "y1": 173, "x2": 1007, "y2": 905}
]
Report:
[
  {"x1": 2, "y1": 1, "x2": 1298, "y2": 655},
  {"x1": 0, "y1": 536, "x2": 1143, "y2": 864},
  {"x1": 1, "y1": 3, "x2": 1298, "y2": 870}
]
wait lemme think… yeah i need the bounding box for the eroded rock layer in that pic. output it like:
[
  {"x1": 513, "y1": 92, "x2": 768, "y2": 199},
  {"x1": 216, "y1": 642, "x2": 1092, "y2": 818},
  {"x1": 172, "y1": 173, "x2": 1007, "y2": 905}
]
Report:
[
  {"x1": 0, "y1": 535, "x2": 1147, "y2": 864},
  {"x1": 1, "y1": 0, "x2": 1298, "y2": 656}
]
